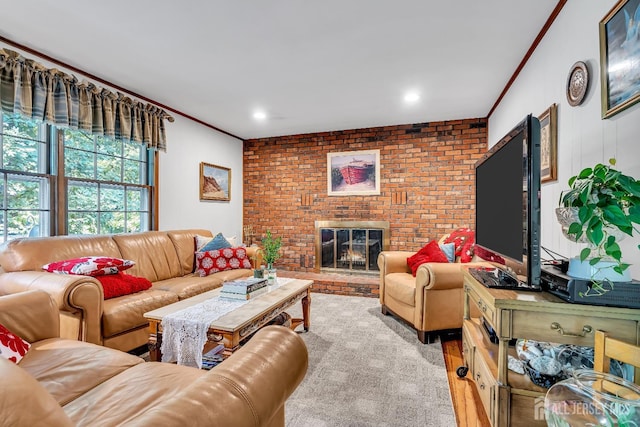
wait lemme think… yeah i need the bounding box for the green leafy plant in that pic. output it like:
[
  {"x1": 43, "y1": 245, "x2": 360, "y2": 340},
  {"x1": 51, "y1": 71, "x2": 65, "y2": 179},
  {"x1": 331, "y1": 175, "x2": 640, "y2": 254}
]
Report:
[
  {"x1": 261, "y1": 230, "x2": 282, "y2": 268},
  {"x1": 559, "y1": 158, "x2": 640, "y2": 278}
]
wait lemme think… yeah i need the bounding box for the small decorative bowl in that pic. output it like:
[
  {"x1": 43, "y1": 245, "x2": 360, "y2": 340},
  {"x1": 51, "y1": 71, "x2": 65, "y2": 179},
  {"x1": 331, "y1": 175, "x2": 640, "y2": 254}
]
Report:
[{"x1": 524, "y1": 360, "x2": 566, "y2": 389}]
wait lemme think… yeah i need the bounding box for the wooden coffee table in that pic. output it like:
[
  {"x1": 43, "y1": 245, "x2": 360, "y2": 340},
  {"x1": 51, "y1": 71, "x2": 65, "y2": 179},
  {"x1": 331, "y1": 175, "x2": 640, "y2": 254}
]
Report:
[{"x1": 144, "y1": 278, "x2": 312, "y2": 361}]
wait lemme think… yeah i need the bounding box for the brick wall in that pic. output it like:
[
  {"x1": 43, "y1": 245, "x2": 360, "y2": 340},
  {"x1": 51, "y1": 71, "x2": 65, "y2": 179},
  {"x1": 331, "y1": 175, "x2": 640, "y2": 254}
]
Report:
[{"x1": 243, "y1": 118, "x2": 487, "y2": 274}]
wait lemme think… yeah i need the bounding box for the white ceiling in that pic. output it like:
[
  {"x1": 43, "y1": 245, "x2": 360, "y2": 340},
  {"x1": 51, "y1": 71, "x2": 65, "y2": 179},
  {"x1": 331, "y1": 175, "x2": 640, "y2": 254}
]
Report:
[{"x1": 1, "y1": 1, "x2": 560, "y2": 140}]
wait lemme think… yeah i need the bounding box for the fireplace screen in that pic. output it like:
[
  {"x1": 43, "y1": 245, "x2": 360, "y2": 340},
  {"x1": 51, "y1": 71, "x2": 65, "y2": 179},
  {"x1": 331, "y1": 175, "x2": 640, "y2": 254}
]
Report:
[{"x1": 316, "y1": 221, "x2": 389, "y2": 274}]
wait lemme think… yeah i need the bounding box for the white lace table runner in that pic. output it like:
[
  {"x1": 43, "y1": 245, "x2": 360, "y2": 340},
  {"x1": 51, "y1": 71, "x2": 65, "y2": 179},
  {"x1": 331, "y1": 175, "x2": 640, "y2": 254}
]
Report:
[{"x1": 160, "y1": 277, "x2": 295, "y2": 368}]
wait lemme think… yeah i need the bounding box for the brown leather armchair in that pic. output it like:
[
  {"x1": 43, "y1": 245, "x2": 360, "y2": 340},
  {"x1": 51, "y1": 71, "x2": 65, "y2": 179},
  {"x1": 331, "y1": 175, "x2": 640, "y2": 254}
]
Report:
[{"x1": 378, "y1": 249, "x2": 485, "y2": 343}]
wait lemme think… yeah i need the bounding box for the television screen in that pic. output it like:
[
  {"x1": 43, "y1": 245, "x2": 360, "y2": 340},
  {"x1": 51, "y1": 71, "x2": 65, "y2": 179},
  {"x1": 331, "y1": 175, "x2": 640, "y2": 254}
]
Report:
[{"x1": 474, "y1": 114, "x2": 541, "y2": 289}]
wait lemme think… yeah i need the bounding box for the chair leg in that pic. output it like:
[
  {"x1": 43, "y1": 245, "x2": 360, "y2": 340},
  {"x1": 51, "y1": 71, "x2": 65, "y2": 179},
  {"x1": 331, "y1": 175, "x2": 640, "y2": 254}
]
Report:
[{"x1": 418, "y1": 330, "x2": 436, "y2": 344}]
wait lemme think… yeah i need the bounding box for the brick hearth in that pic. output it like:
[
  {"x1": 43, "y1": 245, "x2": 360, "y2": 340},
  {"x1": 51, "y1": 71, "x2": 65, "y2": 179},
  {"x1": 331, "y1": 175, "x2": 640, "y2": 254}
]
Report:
[{"x1": 279, "y1": 270, "x2": 379, "y2": 298}]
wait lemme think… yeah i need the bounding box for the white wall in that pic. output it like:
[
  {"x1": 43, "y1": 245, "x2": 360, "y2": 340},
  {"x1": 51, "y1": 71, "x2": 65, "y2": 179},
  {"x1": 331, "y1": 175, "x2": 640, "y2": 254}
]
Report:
[
  {"x1": 489, "y1": 1, "x2": 640, "y2": 279},
  {"x1": 0, "y1": 41, "x2": 246, "y2": 239},
  {"x1": 158, "y1": 117, "x2": 245, "y2": 237}
]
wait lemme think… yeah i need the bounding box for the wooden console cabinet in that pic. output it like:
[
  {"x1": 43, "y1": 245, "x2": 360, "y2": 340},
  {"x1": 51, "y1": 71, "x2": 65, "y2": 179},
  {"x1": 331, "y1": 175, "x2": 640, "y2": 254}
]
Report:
[{"x1": 461, "y1": 266, "x2": 640, "y2": 427}]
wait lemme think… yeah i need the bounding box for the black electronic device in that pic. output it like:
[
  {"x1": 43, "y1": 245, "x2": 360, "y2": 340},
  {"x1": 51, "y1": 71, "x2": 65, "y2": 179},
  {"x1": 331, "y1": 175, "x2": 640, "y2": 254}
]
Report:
[
  {"x1": 469, "y1": 266, "x2": 541, "y2": 291},
  {"x1": 474, "y1": 114, "x2": 542, "y2": 290},
  {"x1": 541, "y1": 266, "x2": 640, "y2": 309}
]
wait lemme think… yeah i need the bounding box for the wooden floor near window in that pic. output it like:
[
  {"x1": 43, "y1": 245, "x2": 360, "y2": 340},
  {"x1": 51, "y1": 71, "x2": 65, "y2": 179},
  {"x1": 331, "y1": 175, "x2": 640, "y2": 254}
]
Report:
[{"x1": 442, "y1": 339, "x2": 491, "y2": 427}]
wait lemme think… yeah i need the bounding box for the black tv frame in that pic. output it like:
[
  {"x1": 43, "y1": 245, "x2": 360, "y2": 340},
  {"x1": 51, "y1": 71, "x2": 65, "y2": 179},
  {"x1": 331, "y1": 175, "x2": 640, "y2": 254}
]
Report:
[{"x1": 474, "y1": 114, "x2": 541, "y2": 289}]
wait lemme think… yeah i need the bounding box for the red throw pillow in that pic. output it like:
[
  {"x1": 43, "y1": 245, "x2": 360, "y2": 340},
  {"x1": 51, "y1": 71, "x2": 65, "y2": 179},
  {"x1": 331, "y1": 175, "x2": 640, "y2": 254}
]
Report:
[
  {"x1": 195, "y1": 247, "x2": 252, "y2": 277},
  {"x1": 473, "y1": 245, "x2": 506, "y2": 264},
  {"x1": 43, "y1": 256, "x2": 135, "y2": 276},
  {"x1": 407, "y1": 240, "x2": 449, "y2": 276},
  {"x1": 95, "y1": 272, "x2": 153, "y2": 299},
  {"x1": 443, "y1": 228, "x2": 475, "y2": 263},
  {"x1": 0, "y1": 324, "x2": 31, "y2": 364}
]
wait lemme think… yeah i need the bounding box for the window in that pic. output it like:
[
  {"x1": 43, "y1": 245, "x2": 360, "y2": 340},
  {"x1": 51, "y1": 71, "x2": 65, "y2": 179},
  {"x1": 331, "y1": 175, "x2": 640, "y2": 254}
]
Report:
[
  {"x1": 63, "y1": 129, "x2": 151, "y2": 235},
  {"x1": 0, "y1": 114, "x2": 51, "y2": 241},
  {"x1": 0, "y1": 112, "x2": 154, "y2": 242}
]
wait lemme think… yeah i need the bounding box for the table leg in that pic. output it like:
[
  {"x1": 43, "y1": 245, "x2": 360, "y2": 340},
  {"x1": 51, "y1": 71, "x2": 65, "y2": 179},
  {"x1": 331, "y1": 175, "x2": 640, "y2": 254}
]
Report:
[
  {"x1": 302, "y1": 289, "x2": 311, "y2": 332},
  {"x1": 148, "y1": 321, "x2": 162, "y2": 362}
]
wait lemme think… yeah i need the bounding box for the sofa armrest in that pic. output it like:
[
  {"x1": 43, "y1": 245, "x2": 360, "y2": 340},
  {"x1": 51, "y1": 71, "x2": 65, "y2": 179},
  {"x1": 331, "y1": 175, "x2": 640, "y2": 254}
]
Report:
[
  {"x1": 415, "y1": 262, "x2": 492, "y2": 292},
  {"x1": 245, "y1": 245, "x2": 262, "y2": 269},
  {"x1": 0, "y1": 271, "x2": 104, "y2": 345},
  {"x1": 0, "y1": 290, "x2": 60, "y2": 342},
  {"x1": 128, "y1": 326, "x2": 308, "y2": 427}
]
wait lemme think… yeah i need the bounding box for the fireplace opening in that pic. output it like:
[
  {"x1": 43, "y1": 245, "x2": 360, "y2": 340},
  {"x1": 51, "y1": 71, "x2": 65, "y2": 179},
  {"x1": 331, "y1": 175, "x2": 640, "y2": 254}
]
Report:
[{"x1": 315, "y1": 221, "x2": 389, "y2": 274}]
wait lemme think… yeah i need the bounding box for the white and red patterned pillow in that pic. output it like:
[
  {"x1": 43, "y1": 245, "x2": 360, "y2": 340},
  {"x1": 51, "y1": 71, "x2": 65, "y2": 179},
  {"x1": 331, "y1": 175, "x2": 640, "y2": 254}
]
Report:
[
  {"x1": 42, "y1": 256, "x2": 135, "y2": 276},
  {"x1": 195, "y1": 247, "x2": 252, "y2": 277},
  {"x1": 0, "y1": 324, "x2": 30, "y2": 364},
  {"x1": 443, "y1": 228, "x2": 475, "y2": 263}
]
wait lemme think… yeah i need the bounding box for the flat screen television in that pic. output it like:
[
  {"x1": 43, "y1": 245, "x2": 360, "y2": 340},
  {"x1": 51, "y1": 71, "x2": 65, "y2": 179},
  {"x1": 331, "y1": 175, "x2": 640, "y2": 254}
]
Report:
[{"x1": 474, "y1": 114, "x2": 541, "y2": 289}]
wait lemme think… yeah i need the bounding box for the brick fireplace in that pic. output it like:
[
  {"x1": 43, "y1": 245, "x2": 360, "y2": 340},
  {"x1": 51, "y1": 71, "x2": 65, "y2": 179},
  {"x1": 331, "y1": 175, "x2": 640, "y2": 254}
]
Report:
[{"x1": 315, "y1": 220, "x2": 389, "y2": 275}]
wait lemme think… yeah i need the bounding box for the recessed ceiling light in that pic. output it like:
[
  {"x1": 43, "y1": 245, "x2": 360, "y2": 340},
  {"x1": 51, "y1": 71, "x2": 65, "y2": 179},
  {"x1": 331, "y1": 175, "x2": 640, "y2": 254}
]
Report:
[
  {"x1": 404, "y1": 93, "x2": 420, "y2": 103},
  {"x1": 253, "y1": 111, "x2": 267, "y2": 120}
]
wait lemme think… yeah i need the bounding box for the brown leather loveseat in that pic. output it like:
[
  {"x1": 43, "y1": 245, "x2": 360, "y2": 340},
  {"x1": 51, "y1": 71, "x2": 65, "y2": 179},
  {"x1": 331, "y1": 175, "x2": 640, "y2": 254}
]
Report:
[
  {"x1": 0, "y1": 290, "x2": 307, "y2": 427},
  {"x1": 0, "y1": 229, "x2": 258, "y2": 352}
]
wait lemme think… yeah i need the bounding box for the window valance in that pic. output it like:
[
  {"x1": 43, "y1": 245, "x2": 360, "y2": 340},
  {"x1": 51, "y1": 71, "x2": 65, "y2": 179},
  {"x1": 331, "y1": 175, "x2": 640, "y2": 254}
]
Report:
[{"x1": 0, "y1": 48, "x2": 173, "y2": 151}]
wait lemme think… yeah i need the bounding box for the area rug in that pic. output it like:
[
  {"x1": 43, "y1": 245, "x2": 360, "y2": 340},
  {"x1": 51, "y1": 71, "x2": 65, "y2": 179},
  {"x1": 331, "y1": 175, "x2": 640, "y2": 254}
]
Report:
[{"x1": 284, "y1": 292, "x2": 456, "y2": 427}]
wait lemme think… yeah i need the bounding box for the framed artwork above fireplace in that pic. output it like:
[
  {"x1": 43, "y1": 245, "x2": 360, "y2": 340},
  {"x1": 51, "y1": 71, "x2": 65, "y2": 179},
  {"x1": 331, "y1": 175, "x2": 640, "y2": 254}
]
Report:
[{"x1": 327, "y1": 149, "x2": 380, "y2": 196}]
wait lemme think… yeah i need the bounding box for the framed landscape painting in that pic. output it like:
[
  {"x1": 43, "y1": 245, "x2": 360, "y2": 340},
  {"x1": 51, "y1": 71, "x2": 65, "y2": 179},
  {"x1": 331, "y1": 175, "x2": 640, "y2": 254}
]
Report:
[
  {"x1": 199, "y1": 162, "x2": 231, "y2": 201},
  {"x1": 327, "y1": 149, "x2": 380, "y2": 196},
  {"x1": 599, "y1": 0, "x2": 640, "y2": 118}
]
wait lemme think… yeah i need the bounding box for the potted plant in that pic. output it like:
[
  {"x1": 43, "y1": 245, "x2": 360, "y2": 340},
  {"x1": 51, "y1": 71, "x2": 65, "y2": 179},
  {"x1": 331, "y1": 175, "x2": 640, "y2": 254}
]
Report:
[
  {"x1": 250, "y1": 248, "x2": 265, "y2": 278},
  {"x1": 556, "y1": 158, "x2": 640, "y2": 291},
  {"x1": 261, "y1": 230, "x2": 282, "y2": 285}
]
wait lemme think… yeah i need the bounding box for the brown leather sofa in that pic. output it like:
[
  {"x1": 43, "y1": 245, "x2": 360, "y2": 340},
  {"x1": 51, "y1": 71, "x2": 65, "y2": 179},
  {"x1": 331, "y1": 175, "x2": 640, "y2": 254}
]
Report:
[
  {"x1": 0, "y1": 229, "x2": 259, "y2": 352},
  {"x1": 378, "y1": 246, "x2": 485, "y2": 344},
  {"x1": 0, "y1": 290, "x2": 307, "y2": 427}
]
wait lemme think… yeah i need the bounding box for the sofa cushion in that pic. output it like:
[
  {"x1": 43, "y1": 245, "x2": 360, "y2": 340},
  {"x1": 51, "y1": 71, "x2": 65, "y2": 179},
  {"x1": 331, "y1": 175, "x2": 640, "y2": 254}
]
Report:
[
  {"x1": 42, "y1": 256, "x2": 135, "y2": 276},
  {"x1": 195, "y1": 247, "x2": 252, "y2": 277},
  {"x1": 0, "y1": 358, "x2": 74, "y2": 427},
  {"x1": 153, "y1": 275, "x2": 225, "y2": 300},
  {"x1": 62, "y1": 362, "x2": 205, "y2": 426},
  {"x1": 95, "y1": 273, "x2": 153, "y2": 299},
  {"x1": 101, "y1": 289, "x2": 179, "y2": 338},
  {"x1": 166, "y1": 229, "x2": 213, "y2": 276},
  {"x1": 19, "y1": 337, "x2": 143, "y2": 406},
  {"x1": 113, "y1": 231, "x2": 183, "y2": 282},
  {"x1": 439, "y1": 242, "x2": 456, "y2": 263},
  {"x1": 0, "y1": 323, "x2": 31, "y2": 363},
  {"x1": 407, "y1": 241, "x2": 449, "y2": 276}
]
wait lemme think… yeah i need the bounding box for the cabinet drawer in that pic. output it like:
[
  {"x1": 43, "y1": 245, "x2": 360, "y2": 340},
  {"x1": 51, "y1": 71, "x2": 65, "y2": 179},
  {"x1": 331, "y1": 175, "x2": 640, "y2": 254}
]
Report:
[
  {"x1": 467, "y1": 285, "x2": 496, "y2": 325},
  {"x1": 511, "y1": 311, "x2": 637, "y2": 345},
  {"x1": 473, "y1": 346, "x2": 496, "y2": 422}
]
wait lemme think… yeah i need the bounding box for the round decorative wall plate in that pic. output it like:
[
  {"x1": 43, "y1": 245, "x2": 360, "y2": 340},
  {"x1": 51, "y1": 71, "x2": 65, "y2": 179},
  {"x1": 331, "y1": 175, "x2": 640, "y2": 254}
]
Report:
[{"x1": 566, "y1": 61, "x2": 589, "y2": 106}]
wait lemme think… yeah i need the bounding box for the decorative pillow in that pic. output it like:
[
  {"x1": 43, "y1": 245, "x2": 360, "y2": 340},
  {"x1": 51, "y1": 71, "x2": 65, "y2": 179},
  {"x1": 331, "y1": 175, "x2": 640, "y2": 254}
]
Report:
[
  {"x1": 0, "y1": 324, "x2": 30, "y2": 364},
  {"x1": 95, "y1": 272, "x2": 153, "y2": 299},
  {"x1": 473, "y1": 245, "x2": 506, "y2": 265},
  {"x1": 443, "y1": 228, "x2": 475, "y2": 263},
  {"x1": 439, "y1": 242, "x2": 456, "y2": 263},
  {"x1": 195, "y1": 233, "x2": 233, "y2": 252},
  {"x1": 195, "y1": 247, "x2": 252, "y2": 277},
  {"x1": 43, "y1": 256, "x2": 135, "y2": 276},
  {"x1": 407, "y1": 240, "x2": 449, "y2": 276}
]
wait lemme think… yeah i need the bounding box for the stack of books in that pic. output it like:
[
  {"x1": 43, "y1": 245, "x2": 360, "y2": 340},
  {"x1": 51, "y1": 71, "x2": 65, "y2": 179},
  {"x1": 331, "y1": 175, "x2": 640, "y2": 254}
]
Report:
[
  {"x1": 201, "y1": 344, "x2": 225, "y2": 370},
  {"x1": 220, "y1": 278, "x2": 268, "y2": 300}
]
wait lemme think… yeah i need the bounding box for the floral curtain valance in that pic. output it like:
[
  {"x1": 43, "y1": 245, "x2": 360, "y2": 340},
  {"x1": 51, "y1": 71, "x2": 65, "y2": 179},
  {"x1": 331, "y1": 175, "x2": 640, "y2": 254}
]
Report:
[{"x1": 0, "y1": 49, "x2": 173, "y2": 151}]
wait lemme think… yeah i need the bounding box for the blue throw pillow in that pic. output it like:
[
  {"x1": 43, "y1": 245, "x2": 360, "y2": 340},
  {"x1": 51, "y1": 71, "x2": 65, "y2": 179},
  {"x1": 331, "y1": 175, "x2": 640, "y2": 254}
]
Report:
[
  {"x1": 439, "y1": 242, "x2": 456, "y2": 263},
  {"x1": 200, "y1": 233, "x2": 232, "y2": 252}
]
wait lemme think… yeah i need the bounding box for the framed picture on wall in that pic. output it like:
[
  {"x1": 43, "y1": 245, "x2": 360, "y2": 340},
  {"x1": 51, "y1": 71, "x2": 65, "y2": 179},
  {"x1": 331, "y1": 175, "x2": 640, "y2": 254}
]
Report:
[
  {"x1": 538, "y1": 103, "x2": 558, "y2": 183},
  {"x1": 199, "y1": 162, "x2": 231, "y2": 201},
  {"x1": 599, "y1": 0, "x2": 640, "y2": 118},
  {"x1": 327, "y1": 149, "x2": 380, "y2": 196}
]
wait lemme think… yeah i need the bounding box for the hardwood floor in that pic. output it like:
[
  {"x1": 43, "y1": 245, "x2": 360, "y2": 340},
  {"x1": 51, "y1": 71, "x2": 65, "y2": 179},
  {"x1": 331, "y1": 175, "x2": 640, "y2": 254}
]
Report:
[{"x1": 442, "y1": 339, "x2": 491, "y2": 427}]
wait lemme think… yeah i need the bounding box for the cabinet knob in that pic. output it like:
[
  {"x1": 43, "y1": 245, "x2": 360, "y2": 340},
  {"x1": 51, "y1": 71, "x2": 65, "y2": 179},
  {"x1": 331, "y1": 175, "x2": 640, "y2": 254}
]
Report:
[{"x1": 550, "y1": 322, "x2": 593, "y2": 338}]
